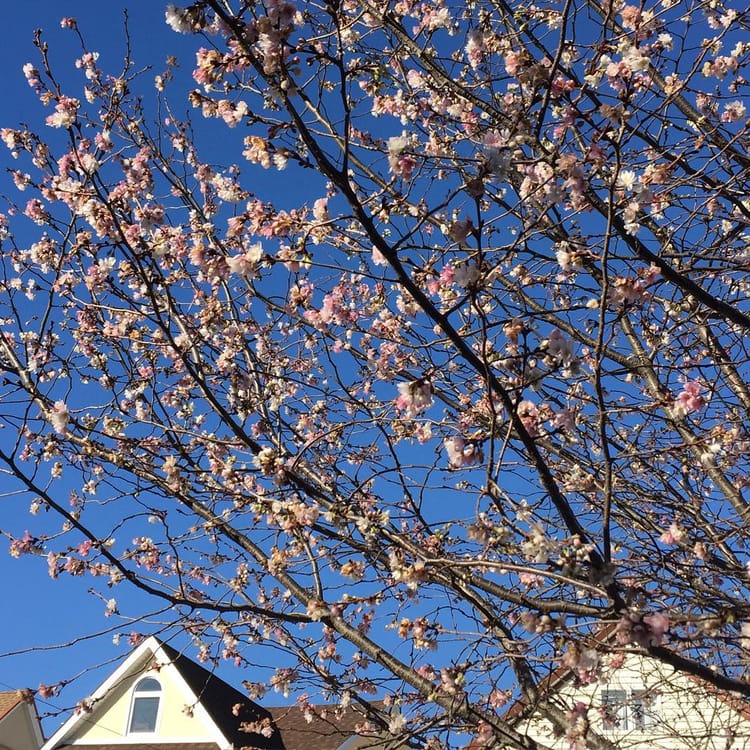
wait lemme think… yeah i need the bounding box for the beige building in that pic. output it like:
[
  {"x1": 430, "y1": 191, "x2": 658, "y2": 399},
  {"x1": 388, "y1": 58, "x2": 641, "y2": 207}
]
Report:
[
  {"x1": 40, "y1": 636, "x2": 377, "y2": 750},
  {"x1": 510, "y1": 651, "x2": 750, "y2": 750},
  {"x1": 38, "y1": 634, "x2": 750, "y2": 750},
  {"x1": 0, "y1": 690, "x2": 44, "y2": 750}
]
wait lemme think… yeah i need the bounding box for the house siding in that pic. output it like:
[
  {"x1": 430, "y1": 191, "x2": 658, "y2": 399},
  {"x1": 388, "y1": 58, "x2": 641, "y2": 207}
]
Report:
[
  {"x1": 0, "y1": 705, "x2": 42, "y2": 750},
  {"x1": 516, "y1": 654, "x2": 750, "y2": 750},
  {"x1": 73, "y1": 665, "x2": 216, "y2": 744}
]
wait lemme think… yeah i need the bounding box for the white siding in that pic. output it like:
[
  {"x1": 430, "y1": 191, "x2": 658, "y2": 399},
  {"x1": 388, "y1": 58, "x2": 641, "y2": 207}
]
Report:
[{"x1": 515, "y1": 654, "x2": 750, "y2": 750}]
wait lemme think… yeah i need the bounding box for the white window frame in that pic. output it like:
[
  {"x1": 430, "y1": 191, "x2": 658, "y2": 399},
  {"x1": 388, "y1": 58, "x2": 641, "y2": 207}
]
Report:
[
  {"x1": 127, "y1": 677, "x2": 162, "y2": 735},
  {"x1": 601, "y1": 687, "x2": 657, "y2": 732}
]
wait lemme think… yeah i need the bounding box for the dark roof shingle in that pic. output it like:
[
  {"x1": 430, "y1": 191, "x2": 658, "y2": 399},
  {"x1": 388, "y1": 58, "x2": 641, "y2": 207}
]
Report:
[
  {"x1": 269, "y1": 704, "x2": 375, "y2": 750},
  {"x1": 58, "y1": 745, "x2": 220, "y2": 750},
  {"x1": 159, "y1": 643, "x2": 377, "y2": 750},
  {"x1": 159, "y1": 643, "x2": 282, "y2": 750}
]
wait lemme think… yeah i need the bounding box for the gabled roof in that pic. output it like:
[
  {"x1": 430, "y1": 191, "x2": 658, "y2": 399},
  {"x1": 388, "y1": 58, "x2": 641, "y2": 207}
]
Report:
[
  {"x1": 0, "y1": 688, "x2": 45, "y2": 748},
  {"x1": 41, "y1": 636, "x2": 286, "y2": 750},
  {"x1": 269, "y1": 704, "x2": 376, "y2": 750},
  {"x1": 0, "y1": 690, "x2": 31, "y2": 722},
  {"x1": 56, "y1": 745, "x2": 219, "y2": 750},
  {"x1": 157, "y1": 642, "x2": 282, "y2": 750},
  {"x1": 41, "y1": 637, "x2": 375, "y2": 750}
]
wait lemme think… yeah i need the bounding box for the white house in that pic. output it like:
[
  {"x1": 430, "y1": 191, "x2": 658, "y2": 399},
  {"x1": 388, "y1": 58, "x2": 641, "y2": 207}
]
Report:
[
  {"x1": 40, "y1": 636, "x2": 377, "y2": 750},
  {"x1": 509, "y1": 649, "x2": 750, "y2": 750},
  {"x1": 0, "y1": 689, "x2": 44, "y2": 750}
]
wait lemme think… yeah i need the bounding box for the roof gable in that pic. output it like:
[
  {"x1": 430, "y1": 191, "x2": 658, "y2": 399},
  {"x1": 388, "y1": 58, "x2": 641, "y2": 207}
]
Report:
[
  {"x1": 40, "y1": 639, "x2": 378, "y2": 750},
  {"x1": 157, "y1": 642, "x2": 282, "y2": 750},
  {"x1": 0, "y1": 689, "x2": 44, "y2": 749},
  {"x1": 40, "y1": 637, "x2": 277, "y2": 750},
  {"x1": 0, "y1": 690, "x2": 28, "y2": 722}
]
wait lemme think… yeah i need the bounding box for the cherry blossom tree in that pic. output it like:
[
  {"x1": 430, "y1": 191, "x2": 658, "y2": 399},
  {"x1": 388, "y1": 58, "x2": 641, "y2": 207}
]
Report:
[{"x1": 2, "y1": 0, "x2": 750, "y2": 748}]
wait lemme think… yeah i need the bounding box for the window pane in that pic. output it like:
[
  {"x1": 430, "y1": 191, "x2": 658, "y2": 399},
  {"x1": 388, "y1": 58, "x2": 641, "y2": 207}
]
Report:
[
  {"x1": 129, "y1": 696, "x2": 159, "y2": 732},
  {"x1": 631, "y1": 690, "x2": 655, "y2": 730},
  {"x1": 601, "y1": 689, "x2": 627, "y2": 731},
  {"x1": 135, "y1": 678, "x2": 161, "y2": 692},
  {"x1": 631, "y1": 697, "x2": 645, "y2": 730}
]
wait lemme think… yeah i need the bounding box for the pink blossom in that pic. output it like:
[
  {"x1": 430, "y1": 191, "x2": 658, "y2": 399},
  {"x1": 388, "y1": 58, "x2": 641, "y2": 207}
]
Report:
[
  {"x1": 216, "y1": 99, "x2": 248, "y2": 127},
  {"x1": 47, "y1": 552, "x2": 58, "y2": 579},
  {"x1": 165, "y1": 4, "x2": 196, "y2": 33},
  {"x1": 414, "y1": 664, "x2": 437, "y2": 681},
  {"x1": 564, "y1": 701, "x2": 589, "y2": 750},
  {"x1": 660, "y1": 522, "x2": 686, "y2": 545},
  {"x1": 446, "y1": 218, "x2": 474, "y2": 243},
  {"x1": 306, "y1": 600, "x2": 328, "y2": 621},
  {"x1": 75, "y1": 52, "x2": 100, "y2": 80},
  {"x1": 226, "y1": 242, "x2": 263, "y2": 277},
  {"x1": 439, "y1": 667, "x2": 464, "y2": 695},
  {"x1": 438, "y1": 264, "x2": 455, "y2": 290},
  {"x1": 94, "y1": 130, "x2": 113, "y2": 152},
  {"x1": 620, "y1": 5, "x2": 642, "y2": 30},
  {"x1": 561, "y1": 646, "x2": 600, "y2": 684},
  {"x1": 444, "y1": 436, "x2": 484, "y2": 468},
  {"x1": 702, "y1": 55, "x2": 738, "y2": 79},
  {"x1": 721, "y1": 100, "x2": 746, "y2": 123},
  {"x1": 642, "y1": 612, "x2": 670, "y2": 645},
  {"x1": 75, "y1": 698, "x2": 94, "y2": 715},
  {"x1": 23, "y1": 63, "x2": 41, "y2": 89},
  {"x1": 545, "y1": 328, "x2": 572, "y2": 360},
  {"x1": 395, "y1": 379, "x2": 433, "y2": 416},
  {"x1": 413, "y1": 4, "x2": 450, "y2": 33},
  {"x1": 609, "y1": 275, "x2": 647, "y2": 305},
  {"x1": 387, "y1": 134, "x2": 417, "y2": 179},
  {"x1": 673, "y1": 381, "x2": 705, "y2": 417},
  {"x1": 8, "y1": 531, "x2": 42, "y2": 558},
  {"x1": 48, "y1": 400, "x2": 70, "y2": 434},
  {"x1": 517, "y1": 400, "x2": 540, "y2": 437},
  {"x1": 312, "y1": 198, "x2": 329, "y2": 222},
  {"x1": 465, "y1": 29, "x2": 486, "y2": 69},
  {"x1": 488, "y1": 689, "x2": 511, "y2": 709},
  {"x1": 46, "y1": 96, "x2": 80, "y2": 129},
  {"x1": 1, "y1": 128, "x2": 22, "y2": 154},
  {"x1": 504, "y1": 51, "x2": 522, "y2": 77},
  {"x1": 24, "y1": 198, "x2": 48, "y2": 225},
  {"x1": 371, "y1": 246, "x2": 388, "y2": 266},
  {"x1": 37, "y1": 683, "x2": 55, "y2": 699},
  {"x1": 77, "y1": 540, "x2": 93, "y2": 557}
]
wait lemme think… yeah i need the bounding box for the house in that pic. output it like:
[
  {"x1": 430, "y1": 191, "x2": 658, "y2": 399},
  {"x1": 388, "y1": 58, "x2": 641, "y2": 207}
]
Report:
[
  {"x1": 0, "y1": 689, "x2": 44, "y2": 750},
  {"x1": 40, "y1": 636, "x2": 379, "y2": 750},
  {"x1": 507, "y1": 644, "x2": 750, "y2": 750}
]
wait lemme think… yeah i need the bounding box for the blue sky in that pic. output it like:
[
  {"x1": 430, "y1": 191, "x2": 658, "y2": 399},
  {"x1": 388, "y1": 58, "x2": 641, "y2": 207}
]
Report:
[
  {"x1": 0, "y1": 3, "x2": 340, "y2": 733},
  {"x1": 0, "y1": 1, "x2": 229, "y2": 733},
  {"x1": 3, "y1": 0, "x2": 747, "y2": 742}
]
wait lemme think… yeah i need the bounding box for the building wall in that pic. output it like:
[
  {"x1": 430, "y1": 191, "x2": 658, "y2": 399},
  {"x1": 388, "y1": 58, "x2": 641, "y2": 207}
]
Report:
[
  {"x1": 0, "y1": 704, "x2": 42, "y2": 750},
  {"x1": 516, "y1": 654, "x2": 750, "y2": 750},
  {"x1": 73, "y1": 662, "x2": 217, "y2": 743}
]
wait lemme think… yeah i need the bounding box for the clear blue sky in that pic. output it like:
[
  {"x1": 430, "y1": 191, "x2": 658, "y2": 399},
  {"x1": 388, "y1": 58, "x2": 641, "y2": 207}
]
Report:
[
  {"x1": 0, "y1": 2, "x2": 232, "y2": 734},
  {"x1": 5, "y1": 0, "x2": 389, "y2": 737}
]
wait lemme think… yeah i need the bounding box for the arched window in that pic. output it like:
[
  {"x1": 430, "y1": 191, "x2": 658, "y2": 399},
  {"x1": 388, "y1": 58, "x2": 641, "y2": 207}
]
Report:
[{"x1": 128, "y1": 677, "x2": 161, "y2": 734}]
